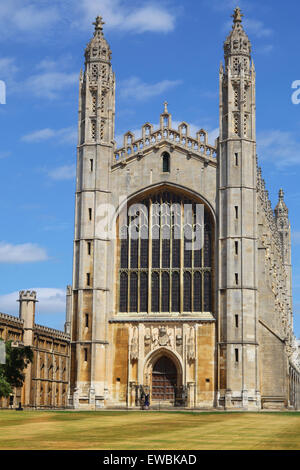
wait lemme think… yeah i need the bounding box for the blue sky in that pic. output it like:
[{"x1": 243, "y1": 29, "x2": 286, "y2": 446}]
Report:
[{"x1": 1, "y1": 0, "x2": 300, "y2": 336}]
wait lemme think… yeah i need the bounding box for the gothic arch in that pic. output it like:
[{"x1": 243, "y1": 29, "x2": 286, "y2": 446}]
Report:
[
  {"x1": 143, "y1": 346, "x2": 183, "y2": 389},
  {"x1": 115, "y1": 182, "x2": 216, "y2": 223},
  {"x1": 115, "y1": 182, "x2": 216, "y2": 315}
]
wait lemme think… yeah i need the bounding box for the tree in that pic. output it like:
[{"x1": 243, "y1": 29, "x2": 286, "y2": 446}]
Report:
[
  {"x1": 0, "y1": 341, "x2": 33, "y2": 399},
  {"x1": 0, "y1": 373, "x2": 11, "y2": 398}
]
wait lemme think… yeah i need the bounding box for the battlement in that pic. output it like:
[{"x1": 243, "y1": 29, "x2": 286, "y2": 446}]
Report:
[
  {"x1": 19, "y1": 290, "x2": 38, "y2": 302},
  {"x1": 0, "y1": 311, "x2": 24, "y2": 326},
  {"x1": 34, "y1": 323, "x2": 70, "y2": 341},
  {"x1": 113, "y1": 105, "x2": 217, "y2": 166}
]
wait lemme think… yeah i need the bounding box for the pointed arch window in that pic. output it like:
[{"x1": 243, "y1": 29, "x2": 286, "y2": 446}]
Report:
[
  {"x1": 118, "y1": 191, "x2": 213, "y2": 314},
  {"x1": 162, "y1": 152, "x2": 170, "y2": 173}
]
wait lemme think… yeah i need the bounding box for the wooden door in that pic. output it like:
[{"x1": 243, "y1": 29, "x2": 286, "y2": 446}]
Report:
[{"x1": 152, "y1": 356, "x2": 177, "y2": 401}]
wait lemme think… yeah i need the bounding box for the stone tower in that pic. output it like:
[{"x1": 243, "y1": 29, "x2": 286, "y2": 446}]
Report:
[
  {"x1": 218, "y1": 8, "x2": 260, "y2": 409},
  {"x1": 18, "y1": 290, "x2": 37, "y2": 406},
  {"x1": 70, "y1": 16, "x2": 115, "y2": 407},
  {"x1": 275, "y1": 189, "x2": 293, "y2": 325}
]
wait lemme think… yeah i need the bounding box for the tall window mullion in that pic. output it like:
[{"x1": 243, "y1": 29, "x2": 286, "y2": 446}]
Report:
[
  {"x1": 172, "y1": 271, "x2": 180, "y2": 312},
  {"x1": 193, "y1": 271, "x2": 202, "y2": 312},
  {"x1": 148, "y1": 198, "x2": 153, "y2": 313},
  {"x1": 162, "y1": 272, "x2": 170, "y2": 312},
  {"x1": 184, "y1": 271, "x2": 192, "y2": 312},
  {"x1": 151, "y1": 272, "x2": 159, "y2": 312},
  {"x1": 119, "y1": 272, "x2": 128, "y2": 312},
  {"x1": 204, "y1": 271, "x2": 212, "y2": 312},
  {"x1": 140, "y1": 272, "x2": 148, "y2": 312},
  {"x1": 129, "y1": 272, "x2": 138, "y2": 312},
  {"x1": 152, "y1": 198, "x2": 160, "y2": 269},
  {"x1": 159, "y1": 194, "x2": 162, "y2": 312}
]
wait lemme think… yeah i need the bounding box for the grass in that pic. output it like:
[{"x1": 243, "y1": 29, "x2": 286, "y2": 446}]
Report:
[{"x1": 0, "y1": 410, "x2": 300, "y2": 450}]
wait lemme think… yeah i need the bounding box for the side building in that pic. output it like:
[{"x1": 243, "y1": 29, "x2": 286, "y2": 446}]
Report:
[{"x1": 0, "y1": 290, "x2": 70, "y2": 409}]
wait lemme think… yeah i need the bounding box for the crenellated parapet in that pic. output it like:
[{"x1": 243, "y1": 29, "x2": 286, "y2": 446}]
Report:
[
  {"x1": 113, "y1": 104, "x2": 217, "y2": 167},
  {"x1": 19, "y1": 290, "x2": 38, "y2": 302},
  {"x1": 0, "y1": 311, "x2": 24, "y2": 326},
  {"x1": 34, "y1": 323, "x2": 70, "y2": 341}
]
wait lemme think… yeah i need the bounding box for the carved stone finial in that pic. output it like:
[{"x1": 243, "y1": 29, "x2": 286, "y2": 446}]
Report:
[
  {"x1": 232, "y1": 7, "x2": 243, "y2": 24},
  {"x1": 163, "y1": 101, "x2": 169, "y2": 114},
  {"x1": 93, "y1": 16, "x2": 105, "y2": 31},
  {"x1": 275, "y1": 188, "x2": 288, "y2": 220},
  {"x1": 224, "y1": 6, "x2": 251, "y2": 62},
  {"x1": 279, "y1": 188, "x2": 284, "y2": 201}
]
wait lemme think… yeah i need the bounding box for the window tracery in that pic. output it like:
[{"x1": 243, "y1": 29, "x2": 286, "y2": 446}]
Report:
[{"x1": 118, "y1": 191, "x2": 213, "y2": 314}]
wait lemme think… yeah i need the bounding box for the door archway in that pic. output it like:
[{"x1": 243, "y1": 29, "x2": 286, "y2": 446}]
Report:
[{"x1": 152, "y1": 356, "x2": 177, "y2": 402}]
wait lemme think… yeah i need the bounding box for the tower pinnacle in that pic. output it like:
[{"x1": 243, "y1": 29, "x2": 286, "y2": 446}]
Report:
[
  {"x1": 223, "y1": 7, "x2": 251, "y2": 70},
  {"x1": 232, "y1": 7, "x2": 243, "y2": 24},
  {"x1": 85, "y1": 15, "x2": 112, "y2": 65},
  {"x1": 275, "y1": 188, "x2": 289, "y2": 218},
  {"x1": 279, "y1": 188, "x2": 284, "y2": 200},
  {"x1": 93, "y1": 16, "x2": 105, "y2": 32}
]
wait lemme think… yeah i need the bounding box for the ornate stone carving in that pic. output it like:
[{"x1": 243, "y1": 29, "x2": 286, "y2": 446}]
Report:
[
  {"x1": 158, "y1": 326, "x2": 169, "y2": 347},
  {"x1": 130, "y1": 327, "x2": 138, "y2": 362},
  {"x1": 187, "y1": 327, "x2": 196, "y2": 362},
  {"x1": 176, "y1": 334, "x2": 183, "y2": 347}
]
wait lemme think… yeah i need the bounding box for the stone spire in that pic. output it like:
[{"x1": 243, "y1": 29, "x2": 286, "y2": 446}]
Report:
[
  {"x1": 275, "y1": 189, "x2": 289, "y2": 219},
  {"x1": 224, "y1": 7, "x2": 251, "y2": 67},
  {"x1": 85, "y1": 15, "x2": 112, "y2": 66}
]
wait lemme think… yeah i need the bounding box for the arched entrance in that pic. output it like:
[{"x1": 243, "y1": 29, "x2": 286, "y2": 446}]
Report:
[{"x1": 152, "y1": 356, "x2": 177, "y2": 402}]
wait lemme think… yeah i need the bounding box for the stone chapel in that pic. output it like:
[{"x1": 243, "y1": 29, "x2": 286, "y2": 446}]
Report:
[{"x1": 64, "y1": 7, "x2": 300, "y2": 410}]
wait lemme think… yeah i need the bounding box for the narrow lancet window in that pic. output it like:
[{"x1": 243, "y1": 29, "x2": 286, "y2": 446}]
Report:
[{"x1": 162, "y1": 152, "x2": 170, "y2": 173}]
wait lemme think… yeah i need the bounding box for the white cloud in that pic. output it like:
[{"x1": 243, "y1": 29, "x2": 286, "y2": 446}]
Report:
[
  {"x1": 120, "y1": 77, "x2": 182, "y2": 101},
  {"x1": 123, "y1": 5, "x2": 176, "y2": 33},
  {"x1": 76, "y1": 0, "x2": 176, "y2": 33},
  {"x1": 257, "y1": 130, "x2": 300, "y2": 167},
  {"x1": 292, "y1": 232, "x2": 300, "y2": 245},
  {"x1": 0, "y1": 0, "x2": 177, "y2": 41},
  {"x1": 0, "y1": 151, "x2": 11, "y2": 159},
  {"x1": 47, "y1": 164, "x2": 76, "y2": 181},
  {"x1": 223, "y1": 17, "x2": 273, "y2": 39},
  {"x1": 0, "y1": 242, "x2": 48, "y2": 263},
  {"x1": 12, "y1": 4, "x2": 59, "y2": 32},
  {"x1": 0, "y1": 57, "x2": 18, "y2": 80},
  {"x1": 243, "y1": 18, "x2": 273, "y2": 38},
  {"x1": 21, "y1": 127, "x2": 77, "y2": 145},
  {"x1": 0, "y1": 58, "x2": 19, "y2": 93},
  {"x1": 0, "y1": 288, "x2": 66, "y2": 316},
  {"x1": 0, "y1": 1, "x2": 59, "y2": 38},
  {"x1": 24, "y1": 71, "x2": 78, "y2": 100},
  {"x1": 7, "y1": 57, "x2": 79, "y2": 100},
  {"x1": 257, "y1": 44, "x2": 274, "y2": 55},
  {"x1": 208, "y1": 127, "x2": 219, "y2": 145}
]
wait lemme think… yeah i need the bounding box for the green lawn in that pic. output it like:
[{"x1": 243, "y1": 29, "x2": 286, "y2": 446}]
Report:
[{"x1": 0, "y1": 410, "x2": 300, "y2": 450}]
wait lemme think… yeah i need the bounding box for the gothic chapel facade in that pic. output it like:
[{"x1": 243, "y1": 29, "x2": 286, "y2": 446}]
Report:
[{"x1": 67, "y1": 8, "x2": 300, "y2": 410}]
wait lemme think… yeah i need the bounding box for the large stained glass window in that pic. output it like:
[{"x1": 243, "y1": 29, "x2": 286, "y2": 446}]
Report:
[{"x1": 118, "y1": 191, "x2": 213, "y2": 314}]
